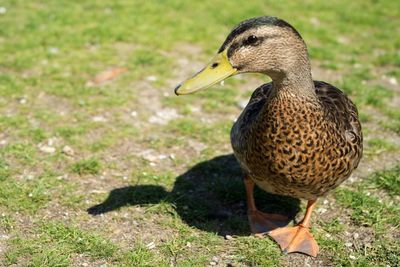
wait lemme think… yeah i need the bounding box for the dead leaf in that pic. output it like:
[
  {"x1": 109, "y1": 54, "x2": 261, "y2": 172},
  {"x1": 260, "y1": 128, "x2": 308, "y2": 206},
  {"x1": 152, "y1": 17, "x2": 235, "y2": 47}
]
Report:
[{"x1": 92, "y1": 67, "x2": 128, "y2": 84}]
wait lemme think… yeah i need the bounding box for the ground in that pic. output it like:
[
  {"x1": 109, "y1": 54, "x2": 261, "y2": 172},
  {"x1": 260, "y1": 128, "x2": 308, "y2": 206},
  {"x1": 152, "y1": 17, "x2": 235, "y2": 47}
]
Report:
[{"x1": 0, "y1": 1, "x2": 399, "y2": 266}]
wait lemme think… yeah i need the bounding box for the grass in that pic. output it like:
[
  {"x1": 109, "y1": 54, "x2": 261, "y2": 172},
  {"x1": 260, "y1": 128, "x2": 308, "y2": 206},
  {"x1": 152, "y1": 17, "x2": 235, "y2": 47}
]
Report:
[
  {"x1": 372, "y1": 165, "x2": 400, "y2": 196},
  {"x1": 0, "y1": 0, "x2": 399, "y2": 266},
  {"x1": 5, "y1": 222, "x2": 165, "y2": 266},
  {"x1": 71, "y1": 157, "x2": 101, "y2": 175},
  {"x1": 365, "y1": 138, "x2": 396, "y2": 156}
]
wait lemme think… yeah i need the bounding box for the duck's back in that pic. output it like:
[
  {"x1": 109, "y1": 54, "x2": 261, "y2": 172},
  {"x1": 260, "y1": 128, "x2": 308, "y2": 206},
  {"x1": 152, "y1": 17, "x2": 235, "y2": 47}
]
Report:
[{"x1": 231, "y1": 81, "x2": 363, "y2": 199}]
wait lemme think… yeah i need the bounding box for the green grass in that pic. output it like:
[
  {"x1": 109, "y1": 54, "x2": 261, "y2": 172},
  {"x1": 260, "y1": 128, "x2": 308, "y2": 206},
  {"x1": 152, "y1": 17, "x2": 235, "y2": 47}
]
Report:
[
  {"x1": 335, "y1": 165, "x2": 400, "y2": 228},
  {"x1": 365, "y1": 138, "x2": 397, "y2": 156},
  {"x1": 5, "y1": 222, "x2": 164, "y2": 266},
  {"x1": 321, "y1": 165, "x2": 400, "y2": 266},
  {"x1": 372, "y1": 165, "x2": 400, "y2": 196},
  {"x1": 71, "y1": 158, "x2": 101, "y2": 175},
  {"x1": 0, "y1": 0, "x2": 399, "y2": 266}
]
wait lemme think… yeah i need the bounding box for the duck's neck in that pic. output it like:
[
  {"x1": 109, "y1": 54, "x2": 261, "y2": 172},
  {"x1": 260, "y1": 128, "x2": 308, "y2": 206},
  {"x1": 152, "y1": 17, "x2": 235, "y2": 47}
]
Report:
[{"x1": 270, "y1": 58, "x2": 316, "y2": 100}]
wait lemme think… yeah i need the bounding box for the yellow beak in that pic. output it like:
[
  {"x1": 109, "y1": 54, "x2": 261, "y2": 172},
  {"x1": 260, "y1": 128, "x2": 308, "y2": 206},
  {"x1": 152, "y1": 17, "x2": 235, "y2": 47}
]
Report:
[{"x1": 174, "y1": 50, "x2": 238, "y2": 95}]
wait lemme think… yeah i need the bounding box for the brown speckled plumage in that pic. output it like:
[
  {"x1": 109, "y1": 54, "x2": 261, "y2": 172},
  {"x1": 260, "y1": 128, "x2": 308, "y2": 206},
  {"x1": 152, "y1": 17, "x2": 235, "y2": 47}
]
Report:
[{"x1": 231, "y1": 81, "x2": 363, "y2": 200}]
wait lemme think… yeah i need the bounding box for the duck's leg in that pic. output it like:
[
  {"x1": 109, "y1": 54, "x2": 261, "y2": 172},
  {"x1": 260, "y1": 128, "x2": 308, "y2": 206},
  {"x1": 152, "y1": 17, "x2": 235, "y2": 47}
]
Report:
[
  {"x1": 244, "y1": 175, "x2": 289, "y2": 235},
  {"x1": 268, "y1": 199, "x2": 319, "y2": 257}
]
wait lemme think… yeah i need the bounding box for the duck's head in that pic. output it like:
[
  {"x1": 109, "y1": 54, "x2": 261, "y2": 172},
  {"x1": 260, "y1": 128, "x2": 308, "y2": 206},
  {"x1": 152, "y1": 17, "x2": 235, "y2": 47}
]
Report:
[{"x1": 175, "y1": 16, "x2": 309, "y2": 95}]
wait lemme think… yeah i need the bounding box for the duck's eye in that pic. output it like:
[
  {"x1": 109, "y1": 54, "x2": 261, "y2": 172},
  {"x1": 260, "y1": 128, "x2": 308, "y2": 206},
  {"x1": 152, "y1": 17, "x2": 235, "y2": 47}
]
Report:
[{"x1": 245, "y1": 35, "x2": 259, "y2": 46}]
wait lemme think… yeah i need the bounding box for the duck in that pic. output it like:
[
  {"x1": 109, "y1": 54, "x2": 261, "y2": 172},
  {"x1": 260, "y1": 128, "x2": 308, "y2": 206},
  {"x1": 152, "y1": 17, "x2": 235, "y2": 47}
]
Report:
[{"x1": 174, "y1": 16, "x2": 363, "y2": 257}]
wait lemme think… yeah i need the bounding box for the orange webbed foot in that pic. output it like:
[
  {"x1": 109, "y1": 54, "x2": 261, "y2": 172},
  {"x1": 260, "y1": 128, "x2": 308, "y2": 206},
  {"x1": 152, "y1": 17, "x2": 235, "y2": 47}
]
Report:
[
  {"x1": 268, "y1": 225, "x2": 319, "y2": 257},
  {"x1": 248, "y1": 210, "x2": 289, "y2": 235}
]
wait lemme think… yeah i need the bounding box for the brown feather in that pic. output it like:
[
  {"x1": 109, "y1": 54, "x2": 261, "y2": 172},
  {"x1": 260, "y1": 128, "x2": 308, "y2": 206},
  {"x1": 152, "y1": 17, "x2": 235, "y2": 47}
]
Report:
[{"x1": 231, "y1": 81, "x2": 363, "y2": 200}]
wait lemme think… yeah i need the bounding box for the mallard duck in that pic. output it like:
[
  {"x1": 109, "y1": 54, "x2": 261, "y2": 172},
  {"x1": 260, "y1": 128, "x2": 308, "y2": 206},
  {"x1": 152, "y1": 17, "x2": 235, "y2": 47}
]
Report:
[{"x1": 174, "y1": 16, "x2": 362, "y2": 257}]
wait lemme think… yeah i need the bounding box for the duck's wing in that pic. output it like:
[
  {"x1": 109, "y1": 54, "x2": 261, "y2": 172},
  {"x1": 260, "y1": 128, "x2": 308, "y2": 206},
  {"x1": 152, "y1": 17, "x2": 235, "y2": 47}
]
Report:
[
  {"x1": 230, "y1": 83, "x2": 272, "y2": 157},
  {"x1": 236, "y1": 82, "x2": 273, "y2": 128},
  {"x1": 314, "y1": 80, "x2": 363, "y2": 158}
]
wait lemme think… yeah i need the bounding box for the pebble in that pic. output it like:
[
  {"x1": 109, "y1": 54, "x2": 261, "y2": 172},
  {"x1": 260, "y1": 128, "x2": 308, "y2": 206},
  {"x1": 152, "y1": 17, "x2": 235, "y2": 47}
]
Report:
[
  {"x1": 47, "y1": 137, "x2": 58, "y2": 146},
  {"x1": 209, "y1": 261, "x2": 217, "y2": 266},
  {"x1": 353, "y1": 233, "x2": 359, "y2": 239},
  {"x1": 317, "y1": 207, "x2": 327, "y2": 214},
  {"x1": 38, "y1": 144, "x2": 56, "y2": 154},
  {"x1": 19, "y1": 97, "x2": 27, "y2": 104},
  {"x1": 388, "y1": 77, "x2": 398, "y2": 85},
  {"x1": 158, "y1": 154, "x2": 168, "y2": 160},
  {"x1": 139, "y1": 149, "x2": 167, "y2": 162},
  {"x1": 92, "y1": 115, "x2": 107, "y2": 122},
  {"x1": 0, "y1": 140, "x2": 7, "y2": 146},
  {"x1": 349, "y1": 255, "x2": 356, "y2": 260},
  {"x1": 212, "y1": 256, "x2": 219, "y2": 262},
  {"x1": 146, "y1": 75, "x2": 157, "y2": 82},
  {"x1": 0, "y1": 7, "x2": 6, "y2": 14},
  {"x1": 325, "y1": 233, "x2": 331, "y2": 239},
  {"x1": 62, "y1": 145, "x2": 74, "y2": 156},
  {"x1": 81, "y1": 263, "x2": 88, "y2": 267},
  {"x1": 25, "y1": 174, "x2": 34, "y2": 180},
  {"x1": 146, "y1": 241, "x2": 156, "y2": 249},
  {"x1": 225, "y1": 235, "x2": 234, "y2": 240},
  {"x1": 57, "y1": 174, "x2": 68, "y2": 180},
  {"x1": 130, "y1": 111, "x2": 138, "y2": 117},
  {"x1": 48, "y1": 47, "x2": 59, "y2": 54},
  {"x1": 345, "y1": 242, "x2": 353, "y2": 247}
]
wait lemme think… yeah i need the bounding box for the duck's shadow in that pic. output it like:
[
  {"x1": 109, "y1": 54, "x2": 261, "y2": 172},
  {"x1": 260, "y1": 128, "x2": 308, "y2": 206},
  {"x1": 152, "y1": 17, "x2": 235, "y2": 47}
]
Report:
[{"x1": 87, "y1": 154, "x2": 301, "y2": 236}]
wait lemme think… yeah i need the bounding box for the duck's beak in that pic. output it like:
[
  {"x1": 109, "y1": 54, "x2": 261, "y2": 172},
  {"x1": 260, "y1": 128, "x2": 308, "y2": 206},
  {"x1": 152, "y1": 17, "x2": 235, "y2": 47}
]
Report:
[{"x1": 174, "y1": 50, "x2": 238, "y2": 95}]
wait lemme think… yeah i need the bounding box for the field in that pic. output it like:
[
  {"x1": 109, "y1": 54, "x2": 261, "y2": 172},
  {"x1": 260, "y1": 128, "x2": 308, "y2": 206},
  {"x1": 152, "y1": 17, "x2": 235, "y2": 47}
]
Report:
[{"x1": 0, "y1": 0, "x2": 399, "y2": 266}]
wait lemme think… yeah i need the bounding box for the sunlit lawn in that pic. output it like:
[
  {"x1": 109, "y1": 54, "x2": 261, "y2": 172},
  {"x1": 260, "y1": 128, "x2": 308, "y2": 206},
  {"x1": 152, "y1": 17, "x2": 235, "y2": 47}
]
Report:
[{"x1": 1, "y1": 1, "x2": 399, "y2": 266}]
